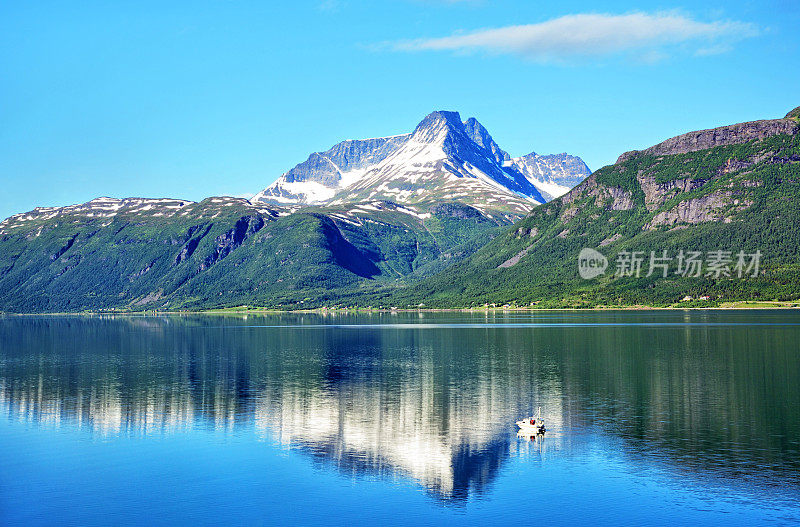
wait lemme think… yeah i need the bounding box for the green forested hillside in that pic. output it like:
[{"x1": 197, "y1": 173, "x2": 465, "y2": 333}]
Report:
[
  {"x1": 384, "y1": 117, "x2": 800, "y2": 308},
  {"x1": 0, "y1": 197, "x2": 504, "y2": 312}
]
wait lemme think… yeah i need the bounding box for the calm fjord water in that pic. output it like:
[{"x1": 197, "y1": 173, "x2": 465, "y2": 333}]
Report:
[{"x1": 0, "y1": 311, "x2": 798, "y2": 526}]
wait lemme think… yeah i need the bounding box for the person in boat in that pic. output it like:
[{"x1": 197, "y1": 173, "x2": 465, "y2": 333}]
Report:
[{"x1": 530, "y1": 418, "x2": 536, "y2": 425}]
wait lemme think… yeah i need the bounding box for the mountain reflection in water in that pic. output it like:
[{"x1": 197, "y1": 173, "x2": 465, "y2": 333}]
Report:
[{"x1": 0, "y1": 312, "x2": 798, "y2": 504}]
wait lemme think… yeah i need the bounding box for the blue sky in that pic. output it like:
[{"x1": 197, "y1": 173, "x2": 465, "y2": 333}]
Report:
[{"x1": 1, "y1": 0, "x2": 798, "y2": 220}]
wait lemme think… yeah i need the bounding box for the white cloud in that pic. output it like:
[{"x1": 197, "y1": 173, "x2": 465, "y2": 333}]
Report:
[{"x1": 392, "y1": 12, "x2": 758, "y2": 62}]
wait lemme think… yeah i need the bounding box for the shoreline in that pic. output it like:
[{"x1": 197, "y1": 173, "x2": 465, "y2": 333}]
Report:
[{"x1": 2, "y1": 300, "x2": 799, "y2": 317}]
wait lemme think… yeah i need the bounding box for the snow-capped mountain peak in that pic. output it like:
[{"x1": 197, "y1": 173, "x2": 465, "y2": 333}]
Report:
[
  {"x1": 408, "y1": 110, "x2": 465, "y2": 144},
  {"x1": 252, "y1": 111, "x2": 591, "y2": 214},
  {"x1": 463, "y1": 117, "x2": 511, "y2": 164}
]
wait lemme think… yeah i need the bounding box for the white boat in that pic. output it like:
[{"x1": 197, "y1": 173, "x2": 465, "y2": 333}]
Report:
[{"x1": 516, "y1": 407, "x2": 546, "y2": 434}]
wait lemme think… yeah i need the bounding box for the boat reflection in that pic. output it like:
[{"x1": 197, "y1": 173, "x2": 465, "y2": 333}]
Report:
[{"x1": 516, "y1": 430, "x2": 545, "y2": 442}]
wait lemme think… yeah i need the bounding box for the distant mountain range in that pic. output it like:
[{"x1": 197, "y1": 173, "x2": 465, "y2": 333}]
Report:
[
  {"x1": 253, "y1": 111, "x2": 590, "y2": 215},
  {"x1": 0, "y1": 111, "x2": 590, "y2": 312},
  {"x1": 2, "y1": 107, "x2": 797, "y2": 312}
]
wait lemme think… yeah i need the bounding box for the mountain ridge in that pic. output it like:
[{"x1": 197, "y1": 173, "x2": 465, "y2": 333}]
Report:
[
  {"x1": 0, "y1": 192, "x2": 512, "y2": 312},
  {"x1": 617, "y1": 117, "x2": 799, "y2": 163}
]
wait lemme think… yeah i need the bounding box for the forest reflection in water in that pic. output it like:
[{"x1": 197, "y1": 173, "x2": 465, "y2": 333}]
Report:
[{"x1": 0, "y1": 311, "x2": 799, "y2": 504}]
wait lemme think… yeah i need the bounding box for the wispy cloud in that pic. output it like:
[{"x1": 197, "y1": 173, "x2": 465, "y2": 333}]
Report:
[
  {"x1": 391, "y1": 12, "x2": 758, "y2": 62},
  {"x1": 318, "y1": 0, "x2": 344, "y2": 12}
]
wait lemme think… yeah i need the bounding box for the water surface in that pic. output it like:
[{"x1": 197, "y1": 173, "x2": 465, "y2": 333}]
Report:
[{"x1": 1, "y1": 311, "x2": 798, "y2": 525}]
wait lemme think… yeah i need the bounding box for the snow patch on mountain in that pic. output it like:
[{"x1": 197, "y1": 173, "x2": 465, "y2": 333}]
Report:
[
  {"x1": 513, "y1": 152, "x2": 592, "y2": 199},
  {"x1": 0, "y1": 196, "x2": 281, "y2": 235}
]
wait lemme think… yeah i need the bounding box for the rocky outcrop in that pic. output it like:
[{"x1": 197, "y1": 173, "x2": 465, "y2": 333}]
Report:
[
  {"x1": 560, "y1": 205, "x2": 580, "y2": 222},
  {"x1": 617, "y1": 118, "x2": 799, "y2": 163},
  {"x1": 129, "y1": 261, "x2": 156, "y2": 281},
  {"x1": 498, "y1": 244, "x2": 533, "y2": 268},
  {"x1": 639, "y1": 176, "x2": 709, "y2": 211},
  {"x1": 513, "y1": 226, "x2": 539, "y2": 239},
  {"x1": 199, "y1": 216, "x2": 265, "y2": 271},
  {"x1": 134, "y1": 289, "x2": 163, "y2": 306},
  {"x1": 605, "y1": 187, "x2": 635, "y2": 211},
  {"x1": 644, "y1": 191, "x2": 752, "y2": 229},
  {"x1": 50, "y1": 233, "x2": 78, "y2": 261},
  {"x1": 428, "y1": 202, "x2": 484, "y2": 220},
  {"x1": 175, "y1": 224, "x2": 212, "y2": 264},
  {"x1": 599, "y1": 233, "x2": 622, "y2": 247}
]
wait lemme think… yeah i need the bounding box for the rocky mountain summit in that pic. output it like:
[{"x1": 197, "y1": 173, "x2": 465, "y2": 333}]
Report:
[{"x1": 253, "y1": 111, "x2": 591, "y2": 215}]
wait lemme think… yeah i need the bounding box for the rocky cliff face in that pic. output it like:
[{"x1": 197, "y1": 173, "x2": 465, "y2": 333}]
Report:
[
  {"x1": 601, "y1": 115, "x2": 800, "y2": 228},
  {"x1": 617, "y1": 118, "x2": 799, "y2": 163},
  {"x1": 559, "y1": 106, "x2": 800, "y2": 232}
]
